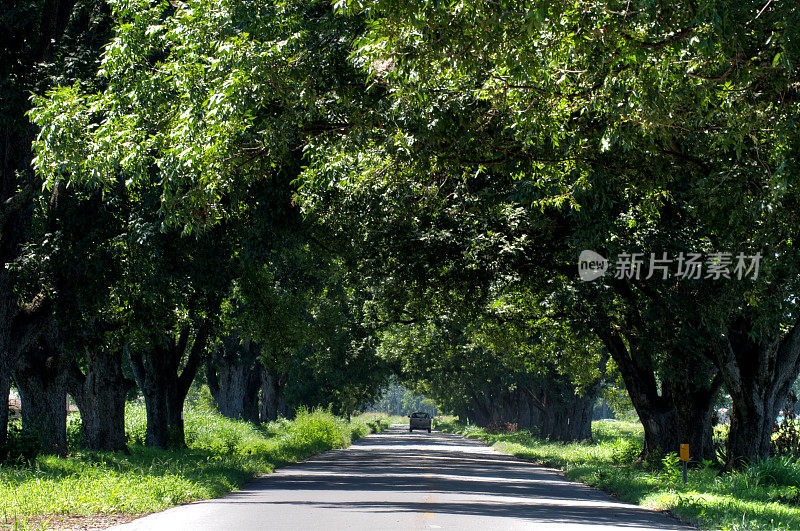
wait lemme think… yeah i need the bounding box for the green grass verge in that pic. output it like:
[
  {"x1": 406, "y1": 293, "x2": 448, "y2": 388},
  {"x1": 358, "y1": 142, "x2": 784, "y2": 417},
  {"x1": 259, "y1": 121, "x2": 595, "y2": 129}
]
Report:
[
  {"x1": 0, "y1": 403, "x2": 389, "y2": 527},
  {"x1": 438, "y1": 419, "x2": 800, "y2": 530},
  {"x1": 375, "y1": 414, "x2": 412, "y2": 426}
]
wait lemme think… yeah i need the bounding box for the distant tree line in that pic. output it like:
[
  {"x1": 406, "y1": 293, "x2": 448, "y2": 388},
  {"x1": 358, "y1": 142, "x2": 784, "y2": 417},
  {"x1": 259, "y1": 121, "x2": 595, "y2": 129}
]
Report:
[{"x1": 368, "y1": 380, "x2": 437, "y2": 417}]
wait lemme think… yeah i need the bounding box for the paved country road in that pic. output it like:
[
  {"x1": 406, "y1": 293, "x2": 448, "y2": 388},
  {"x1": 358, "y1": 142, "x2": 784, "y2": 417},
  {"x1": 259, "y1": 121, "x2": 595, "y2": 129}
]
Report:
[{"x1": 112, "y1": 426, "x2": 691, "y2": 530}]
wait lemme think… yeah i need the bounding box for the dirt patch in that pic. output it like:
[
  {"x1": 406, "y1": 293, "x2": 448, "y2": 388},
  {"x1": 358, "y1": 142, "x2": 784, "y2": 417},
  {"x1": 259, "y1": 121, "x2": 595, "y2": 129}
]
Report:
[{"x1": 1, "y1": 513, "x2": 144, "y2": 530}]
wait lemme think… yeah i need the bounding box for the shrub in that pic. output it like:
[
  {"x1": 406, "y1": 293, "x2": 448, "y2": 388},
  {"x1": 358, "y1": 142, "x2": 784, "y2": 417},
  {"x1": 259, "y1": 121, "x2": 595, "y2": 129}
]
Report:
[
  {"x1": 659, "y1": 452, "x2": 682, "y2": 482},
  {"x1": 742, "y1": 455, "x2": 800, "y2": 488},
  {"x1": 772, "y1": 392, "x2": 800, "y2": 457},
  {"x1": 486, "y1": 421, "x2": 518, "y2": 433},
  {"x1": 459, "y1": 423, "x2": 489, "y2": 438},
  {"x1": 283, "y1": 408, "x2": 349, "y2": 454},
  {"x1": 611, "y1": 438, "x2": 642, "y2": 465}
]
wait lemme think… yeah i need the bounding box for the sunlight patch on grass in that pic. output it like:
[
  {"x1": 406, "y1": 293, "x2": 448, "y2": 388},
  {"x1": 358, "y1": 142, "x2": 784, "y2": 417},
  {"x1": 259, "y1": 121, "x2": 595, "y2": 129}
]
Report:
[{"x1": 0, "y1": 404, "x2": 388, "y2": 524}]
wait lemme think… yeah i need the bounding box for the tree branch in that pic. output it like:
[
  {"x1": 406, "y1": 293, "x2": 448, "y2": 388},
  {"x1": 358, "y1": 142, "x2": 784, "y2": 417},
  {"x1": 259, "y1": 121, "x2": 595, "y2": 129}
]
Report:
[
  {"x1": 0, "y1": 185, "x2": 33, "y2": 232},
  {"x1": 619, "y1": 26, "x2": 695, "y2": 51}
]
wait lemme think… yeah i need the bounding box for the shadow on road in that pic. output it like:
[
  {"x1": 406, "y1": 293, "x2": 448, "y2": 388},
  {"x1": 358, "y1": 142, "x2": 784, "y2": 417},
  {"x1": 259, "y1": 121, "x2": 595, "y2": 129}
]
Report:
[
  {"x1": 250, "y1": 500, "x2": 676, "y2": 529},
  {"x1": 208, "y1": 426, "x2": 685, "y2": 529}
]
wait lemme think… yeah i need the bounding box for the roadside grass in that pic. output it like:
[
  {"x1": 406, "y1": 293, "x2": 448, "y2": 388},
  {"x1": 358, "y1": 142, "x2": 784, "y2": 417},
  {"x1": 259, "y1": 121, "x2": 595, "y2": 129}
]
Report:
[
  {"x1": 438, "y1": 419, "x2": 800, "y2": 530},
  {"x1": 0, "y1": 403, "x2": 388, "y2": 528},
  {"x1": 374, "y1": 414, "x2": 411, "y2": 426}
]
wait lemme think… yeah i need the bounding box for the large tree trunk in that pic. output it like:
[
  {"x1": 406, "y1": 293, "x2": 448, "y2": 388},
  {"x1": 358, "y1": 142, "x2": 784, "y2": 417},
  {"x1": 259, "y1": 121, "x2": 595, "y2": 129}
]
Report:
[
  {"x1": 0, "y1": 278, "x2": 53, "y2": 452},
  {"x1": 13, "y1": 333, "x2": 69, "y2": 454},
  {"x1": 0, "y1": 370, "x2": 9, "y2": 449},
  {"x1": 0, "y1": 292, "x2": 11, "y2": 450},
  {"x1": 207, "y1": 335, "x2": 260, "y2": 422},
  {"x1": 628, "y1": 365, "x2": 721, "y2": 463},
  {"x1": 141, "y1": 380, "x2": 171, "y2": 449},
  {"x1": 130, "y1": 323, "x2": 210, "y2": 449},
  {"x1": 67, "y1": 348, "x2": 133, "y2": 451},
  {"x1": 715, "y1": 316, "x2": 800, "y2": 469},
  {"x1": 668, "y1": 373, "x2": 721, "y2": 463},
  {"x1": 129, "y1": 343, "x2": 171, "y2": 448},
  {"x1": 166, "y1": 384, "x2": 187, "y2": 448},
  {"x1": 260, "y1": 368, "x2": 287, "y2": 422},
  {"x1": 132, "y1": 354, "x2": 190, "y2": 450},
  {"x1": 208, "y1": 361, "x2": 260, "y2": 421},
  {"x1": 726, "y1": 384, "x2": 778, "y2": 467},
  {"x1": 560, "y1": 390, "x2": 594, "y2": 441},
  {"x1": 462, "y1": 388, "x2": 492, "y2": 427},
  {"x1": 603, "y1": 331, "x2": 720, "y2": 461},
  {"x1": 0, "y1": 0, "x2": 89, "y2": 456}
]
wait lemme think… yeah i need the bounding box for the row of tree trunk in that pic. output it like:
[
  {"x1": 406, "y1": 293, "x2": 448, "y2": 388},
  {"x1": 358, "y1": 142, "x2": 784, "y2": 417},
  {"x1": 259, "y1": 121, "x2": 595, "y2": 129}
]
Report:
[
  {"x1": 3, "y1": 324, "x2": 208, "y2": 453},
  {"x1": 4, "y1": 312, "x2": 797, "y2": 466},
  {"x1": 205, "y1": 333, "x2": 288, "y2": 424},
  {"x1": 600, "y1": 313, "x2": 800, "y2": 468},
  {"x1": 1, "y1": 324, "x2": 294, "y2": 454},
  {"x1": 456, "y1": 374, "x2": 598, "y2": 442}
]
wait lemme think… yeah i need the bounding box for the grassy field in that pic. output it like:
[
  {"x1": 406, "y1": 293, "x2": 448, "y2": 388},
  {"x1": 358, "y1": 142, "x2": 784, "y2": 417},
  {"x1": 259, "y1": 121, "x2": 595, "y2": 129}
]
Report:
[
  {"x1": 0, "y1": 403, "x2": 390, "y2": 529},
  {"x1": 438, "y1": 419, "x2": 800, "y2": 530}
]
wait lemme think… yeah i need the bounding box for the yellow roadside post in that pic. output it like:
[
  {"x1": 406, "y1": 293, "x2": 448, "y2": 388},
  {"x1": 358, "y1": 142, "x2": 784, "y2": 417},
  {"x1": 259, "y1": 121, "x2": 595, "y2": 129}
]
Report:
[{"x1": 680, "y1": 444, "x2": 690, "y2": 484}]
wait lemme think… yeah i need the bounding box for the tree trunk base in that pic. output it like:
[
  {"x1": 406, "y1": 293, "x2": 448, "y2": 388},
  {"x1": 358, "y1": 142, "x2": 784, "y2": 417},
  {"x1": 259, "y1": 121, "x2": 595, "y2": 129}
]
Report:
[
  {"x1": 260, "y1": 369, "x2": 287, "y2": 422},
  {"x1": 208, "y1": 358, "x2": 259, "y2": 422},
  {"x1": 724, "y1": 393, "x2": 779, "y2": 470},
  {"x1": 14, "y1": 338, "x2": 69, "y2": 455},
  {"x1": 69, "y1": 350, "x2": 133, "y2": 452}
]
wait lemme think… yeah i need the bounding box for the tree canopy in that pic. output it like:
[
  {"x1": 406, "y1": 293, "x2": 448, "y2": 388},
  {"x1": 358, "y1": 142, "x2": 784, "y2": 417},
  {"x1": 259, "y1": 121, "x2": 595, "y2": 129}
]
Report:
[{"x1": 1, "y1": 0, "x2": 797, "y2": 468}]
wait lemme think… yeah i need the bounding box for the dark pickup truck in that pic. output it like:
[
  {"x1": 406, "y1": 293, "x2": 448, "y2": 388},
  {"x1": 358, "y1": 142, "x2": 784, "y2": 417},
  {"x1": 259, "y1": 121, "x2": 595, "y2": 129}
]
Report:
[{"x1": 409, "y1": 412, "x2": 432, "y2": 433}]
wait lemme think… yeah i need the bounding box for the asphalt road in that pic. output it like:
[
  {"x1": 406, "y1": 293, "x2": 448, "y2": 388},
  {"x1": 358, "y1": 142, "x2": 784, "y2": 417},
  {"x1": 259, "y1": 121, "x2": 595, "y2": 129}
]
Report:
[{"x1": 112, "y1": 425, "x2": 690, "y2": 530}]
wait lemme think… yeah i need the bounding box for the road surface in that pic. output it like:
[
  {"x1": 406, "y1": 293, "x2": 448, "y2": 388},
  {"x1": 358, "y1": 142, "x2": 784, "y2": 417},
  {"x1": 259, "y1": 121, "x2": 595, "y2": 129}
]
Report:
[{"x1": 112, "y1": 425, "x2": 690, "y2": 530}]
